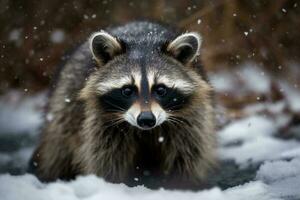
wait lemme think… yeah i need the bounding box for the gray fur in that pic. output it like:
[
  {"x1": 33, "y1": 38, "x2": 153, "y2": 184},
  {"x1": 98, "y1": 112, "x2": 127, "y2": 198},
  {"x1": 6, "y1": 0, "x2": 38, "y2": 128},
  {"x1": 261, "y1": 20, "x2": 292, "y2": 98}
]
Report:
[{"x1": 30, "y1": 21, "x2": 217, "y2": 190}]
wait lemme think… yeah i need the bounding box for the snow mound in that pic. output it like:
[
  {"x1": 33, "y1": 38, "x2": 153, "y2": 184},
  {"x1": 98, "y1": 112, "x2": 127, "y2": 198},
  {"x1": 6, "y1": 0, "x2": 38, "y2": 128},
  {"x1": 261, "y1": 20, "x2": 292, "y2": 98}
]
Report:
[
  {"x1": 256, "y1": 158, "x2": 300, "y2": 199},
  {"x1": 0, "y1": 174, "x2": 283, "y2": 200},
  {"x1": 218, "y1": 115, "x2": 300, "y2": 167}
]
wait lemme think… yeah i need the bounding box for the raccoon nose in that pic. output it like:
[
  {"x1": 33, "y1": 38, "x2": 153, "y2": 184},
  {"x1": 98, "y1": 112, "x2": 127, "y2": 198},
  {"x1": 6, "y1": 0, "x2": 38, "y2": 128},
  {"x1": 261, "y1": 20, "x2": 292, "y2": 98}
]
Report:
[{"x1": 137, "y1": 112, "x2": 156, "y2": 129}]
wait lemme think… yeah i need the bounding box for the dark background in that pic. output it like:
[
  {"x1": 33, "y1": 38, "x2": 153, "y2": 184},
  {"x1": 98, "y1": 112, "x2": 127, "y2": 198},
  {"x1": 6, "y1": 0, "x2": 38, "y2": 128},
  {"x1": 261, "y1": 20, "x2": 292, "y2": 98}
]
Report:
[{"x1": 0, "y1": 0, "x2": 299, "y2": 93}]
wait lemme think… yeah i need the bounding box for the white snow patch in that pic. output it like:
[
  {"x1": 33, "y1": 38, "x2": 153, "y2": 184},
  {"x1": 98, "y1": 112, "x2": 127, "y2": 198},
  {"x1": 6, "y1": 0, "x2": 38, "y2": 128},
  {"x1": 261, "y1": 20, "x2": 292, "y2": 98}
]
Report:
[
  {"x1": 0, "y1": 175, "x2": 226, "y2": 200},
  {"x1": 238, "y1": 65, "x2": 270, "y2": 93},
  {"x1": 256, "y1": 158, "x2": 300, "y2": 183},
  {"x1": 210, "y1": 71, "x2": 236, "y2": 92},
  {"x1": 224, "y1": 181, "x2": 279, "y2": 200},
  {"x1": 210, "y1": 63, "x2": 271, "y2": 94},
  {"x1": 268, "y1": 175, "x2": 300, "y2": 199},
  {"x1": 218, "y1": 115, "x2": 300, "y2": 167},
  {"x1": 0, "y1": 91, "x2": 45, "y2": 135},
  {"x1": 219, "y1": 137, "x2": 299, "y2": 167},
  {"x1": 244, "y1": 101, "x2": 286, "y2": 115},
  {"x1": 243, "y1": 102, "x2": 291, "y2": 128},
  {"x1": 279, "y1": 147, "x2": 300, "y2": 159},
  {"x1": 256, "y1": 158, "x2": 300, "y2": 199},
  {"x1": 218, "y1": 115, "x2": 276, "y2": 146},
  {"x1": 0, "y1": 174, "x2": 288, "y2": 200}
]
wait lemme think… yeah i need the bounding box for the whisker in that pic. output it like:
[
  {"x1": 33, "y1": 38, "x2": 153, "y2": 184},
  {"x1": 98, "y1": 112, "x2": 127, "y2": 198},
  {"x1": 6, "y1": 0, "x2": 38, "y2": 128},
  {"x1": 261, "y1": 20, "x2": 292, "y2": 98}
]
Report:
[
  {"x1": 167, "y1": 118, "x2": 182, "y2": 126},
  {"x1": 164, "y1": 104, "x2": 183, "y2": 111},
  {"x1": 102, "y1": 109, "x2": 125, "y2": 113},
  {"x1": 103, "y1": 117, "x2": 124, "y2": 123},
  {"x1": 168, "y1": 116, "x2": 189, "y2": 127},
  {"x1": 102, "y1": 100, "x2": 126, "y2": 111},
  {"x1": 102, "y1": 117, "x2": 124, "y2": 129},
  {"x1": 102, "y1": 117, "x2": 123, "y2": 123}
]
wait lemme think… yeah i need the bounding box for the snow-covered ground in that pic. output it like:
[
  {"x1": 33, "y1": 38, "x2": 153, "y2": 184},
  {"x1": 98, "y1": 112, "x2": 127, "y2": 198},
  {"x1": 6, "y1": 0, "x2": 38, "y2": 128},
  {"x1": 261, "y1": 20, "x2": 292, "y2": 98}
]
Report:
[{"x1": 0, "y1": 64, "x2": 300, "y2": 200}]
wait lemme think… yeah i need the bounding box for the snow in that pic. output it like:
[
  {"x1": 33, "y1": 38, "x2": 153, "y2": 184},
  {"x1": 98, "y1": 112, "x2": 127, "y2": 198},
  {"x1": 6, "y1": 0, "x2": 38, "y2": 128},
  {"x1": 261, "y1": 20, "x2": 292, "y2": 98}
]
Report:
[
  {"x1": 0, "y1": 91, "x2": 45, "y2": 135},
  {"x1": 220, "y1": 136, "x2": 300, "y2": 166},
  {"x1": 9, "y1": 29, "x2": 22, "y2": 42},
  {"x1": 8, "y1": 29, "x2": 23, "y2": 46},
  {"x1": 1, "y1": 64, "x2": 300, "y2": 199},
  {"x1": 256, "y1": 158, "x2": 300, "y2": 199},
  {"x1": 256, "y1": 158, "x2": 300, "y2": 183},
  {"x1": 50, "y1": 29, "x2": 65, "y2": 44},
  {"x1": 238, "y1": 65, "x2": 270, "y2": 93},
  {"x1": 218, "y1": 115, "x2": 300, "y2": 166},
  {"x1": 280, "y1": 147, "x2": 300, "y2": 159},
  {"x1": 210, "y1": 71, "x2": 236, "y2": 92},
  {"x1": 224, "y1": 182, "x2": 279, "y2": 200},
  {"x1": 218, "y1": 115, "x2": 276, "y2": 146},
  {"x1": 158, "y1": 136, "x2": 164, "y2": 143},
  {"x1": 244, "y1": 102, "x2": 286, "y2": 116},
  {"x1": 210, "y1": 63, "x2": 270, "y2": 94},
  {"x1": 0, "y1": 175, "x2": 284, "y2": 200},
  {"x1": 278, "y1": 81, "x2": 300, "y2": 111}
]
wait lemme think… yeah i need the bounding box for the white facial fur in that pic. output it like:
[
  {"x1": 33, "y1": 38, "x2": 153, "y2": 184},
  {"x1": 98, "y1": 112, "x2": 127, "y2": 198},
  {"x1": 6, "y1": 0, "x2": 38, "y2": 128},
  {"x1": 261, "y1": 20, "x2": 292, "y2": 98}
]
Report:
[
  {"x1": 123, "y1": 102, "x2": 168, "y2": 130},
  {"x1": 123, "y1": 103, "x2": 140, "y2": 128},
  {"x1": 151, "y1": 102, "x2": 168, "y2": 126},
  {"x1": 97, "y1": 72, "x2": 141, "y2": 95},
  {"x1": 147, "y1": 71, "x2": 196, "y2": 95},
  {"x1": 97, "y1": 77, "x2": 131, "y2": 94}
]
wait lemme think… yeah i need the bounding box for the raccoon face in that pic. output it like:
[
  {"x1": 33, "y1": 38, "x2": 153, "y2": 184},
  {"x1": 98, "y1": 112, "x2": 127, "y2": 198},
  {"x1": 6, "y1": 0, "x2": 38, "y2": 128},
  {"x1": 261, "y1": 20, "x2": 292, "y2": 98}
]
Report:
[{"x1": 87, "y1": 30, "x2": 202, "y2": 130}]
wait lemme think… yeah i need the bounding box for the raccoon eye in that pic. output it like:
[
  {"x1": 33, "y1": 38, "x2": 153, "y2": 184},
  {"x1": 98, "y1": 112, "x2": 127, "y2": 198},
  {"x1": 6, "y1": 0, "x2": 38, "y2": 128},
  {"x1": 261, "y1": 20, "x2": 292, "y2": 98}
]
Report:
[
  {"x1": 154, "y1": 85, "x2": 167, "y2": 97},
  {"x1": 121, "y1": 86, "x2": 136, "y2": 97}
]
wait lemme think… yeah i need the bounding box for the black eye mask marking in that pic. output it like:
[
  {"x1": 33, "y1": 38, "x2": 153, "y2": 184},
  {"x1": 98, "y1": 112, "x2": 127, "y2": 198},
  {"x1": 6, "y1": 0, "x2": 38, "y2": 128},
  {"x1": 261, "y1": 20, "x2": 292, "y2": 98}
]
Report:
[
  {"x1": 152, "y1": 85, "x2": 190, "y2": 111},
  {"x1": 99, "y1": 85, "x2": 138, "y2": 112}
]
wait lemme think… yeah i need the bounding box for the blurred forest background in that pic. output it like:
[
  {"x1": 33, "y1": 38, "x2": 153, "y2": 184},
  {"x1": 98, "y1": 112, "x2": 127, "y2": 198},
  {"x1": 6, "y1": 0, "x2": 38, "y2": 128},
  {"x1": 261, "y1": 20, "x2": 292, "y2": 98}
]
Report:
[{"x1": 0, "y1": 0, "x2": 299, "y2": 93}]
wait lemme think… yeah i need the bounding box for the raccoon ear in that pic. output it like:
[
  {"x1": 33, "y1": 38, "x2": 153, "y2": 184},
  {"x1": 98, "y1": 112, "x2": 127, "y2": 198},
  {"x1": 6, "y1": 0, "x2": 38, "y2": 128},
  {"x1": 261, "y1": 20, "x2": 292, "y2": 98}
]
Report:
[
  {"x1": 166, "y1": 32, "x2": 202, "y2": 64},
  {"x1": 89, "y1": 31, "x2": 122, "y2": 65}
]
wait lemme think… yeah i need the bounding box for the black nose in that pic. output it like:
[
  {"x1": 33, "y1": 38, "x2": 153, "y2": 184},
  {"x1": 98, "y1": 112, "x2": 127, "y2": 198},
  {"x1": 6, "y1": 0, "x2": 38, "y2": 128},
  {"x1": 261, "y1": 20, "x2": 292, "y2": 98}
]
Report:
[{"x1": 137, "y1": 112, "x2": 156, "y2": 129}]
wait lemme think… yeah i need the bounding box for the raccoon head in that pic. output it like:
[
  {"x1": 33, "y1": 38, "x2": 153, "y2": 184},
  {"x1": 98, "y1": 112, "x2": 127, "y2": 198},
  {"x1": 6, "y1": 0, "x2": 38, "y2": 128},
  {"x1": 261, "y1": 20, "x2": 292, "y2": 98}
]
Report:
[{"x1": 82, "y1": 29, "x2": 205, "y2": 131}]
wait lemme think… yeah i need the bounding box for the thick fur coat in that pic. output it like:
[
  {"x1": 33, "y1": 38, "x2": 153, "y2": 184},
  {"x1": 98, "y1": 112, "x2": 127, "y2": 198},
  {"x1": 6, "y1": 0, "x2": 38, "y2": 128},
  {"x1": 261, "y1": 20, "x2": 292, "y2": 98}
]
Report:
[{"x1": 30, "y1": 21, "x2": 217, "y2": 190}]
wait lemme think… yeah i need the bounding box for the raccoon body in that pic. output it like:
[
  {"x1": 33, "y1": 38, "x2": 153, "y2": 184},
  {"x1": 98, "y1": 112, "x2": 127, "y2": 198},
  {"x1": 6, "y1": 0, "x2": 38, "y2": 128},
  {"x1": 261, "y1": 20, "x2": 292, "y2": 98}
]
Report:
[{"x1": 30, "y1": 21, "x2": 216, "y2": 189}]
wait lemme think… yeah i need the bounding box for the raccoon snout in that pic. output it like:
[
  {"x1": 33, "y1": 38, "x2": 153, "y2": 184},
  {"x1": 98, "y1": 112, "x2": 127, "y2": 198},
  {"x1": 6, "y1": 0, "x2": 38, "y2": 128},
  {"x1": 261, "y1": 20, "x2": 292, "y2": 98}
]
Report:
[{"x1": 137, "y1": 111, "x2": 156, "y2": 129}]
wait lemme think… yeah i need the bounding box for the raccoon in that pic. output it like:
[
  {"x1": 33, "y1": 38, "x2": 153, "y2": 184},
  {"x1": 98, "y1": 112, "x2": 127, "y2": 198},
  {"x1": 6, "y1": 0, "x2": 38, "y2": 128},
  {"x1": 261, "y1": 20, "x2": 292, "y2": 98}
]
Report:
[{"x1": 30, "y1": 21, "x2": 216, "y2": 190}]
